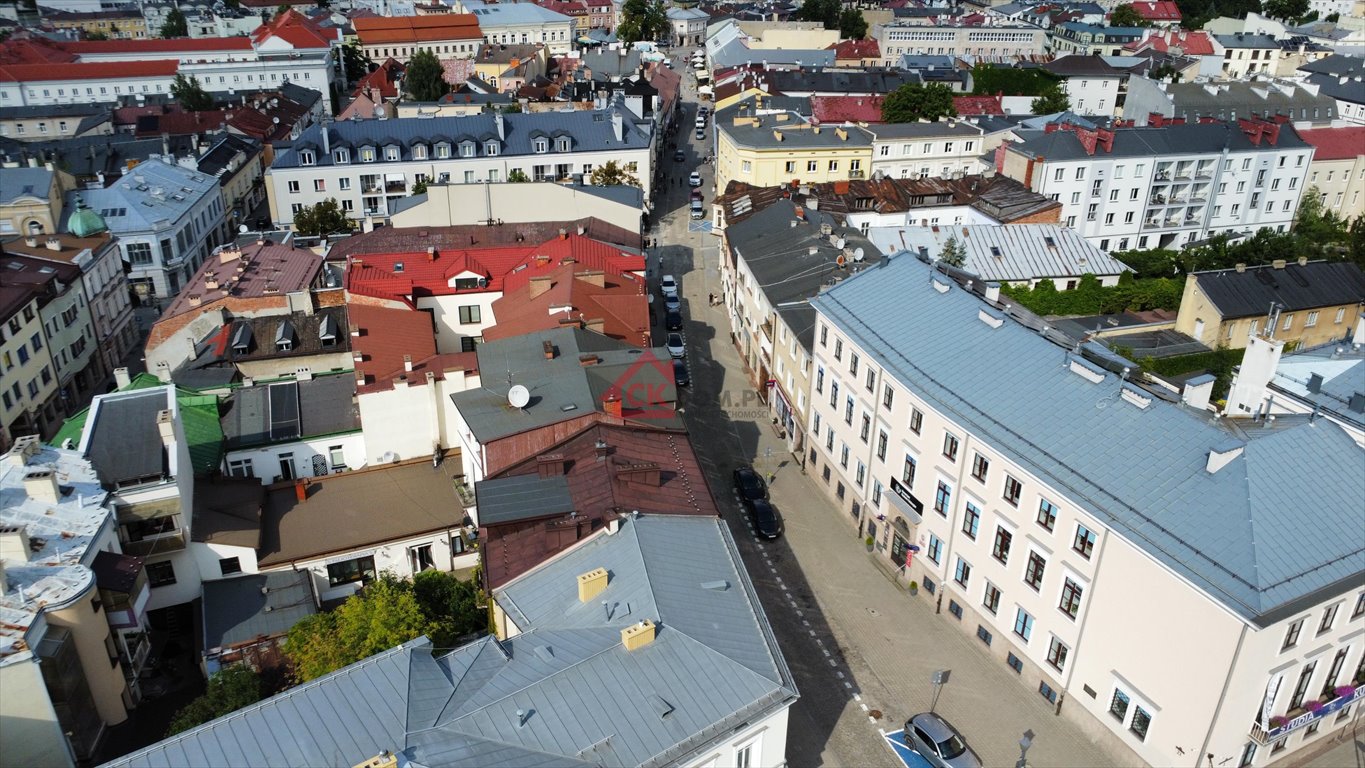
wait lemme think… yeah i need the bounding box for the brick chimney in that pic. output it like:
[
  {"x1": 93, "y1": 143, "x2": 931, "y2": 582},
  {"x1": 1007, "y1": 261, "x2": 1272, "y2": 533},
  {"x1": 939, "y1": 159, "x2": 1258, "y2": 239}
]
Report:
[
  {"x1": 602, "y1": 392, "x2": 623, "y2": 418},
  {"x1": 542, "y1": 340, "x2": 556, "y2": 359},
  {"x1": 536, "y1": 452, "x2": 566, "y2": 477},
  {"x1": 529, "y1": 276, "x2": 553, "y2": 298},
  {"x1": 579, "y1": 270, "x2": 605, "y2": 287}
]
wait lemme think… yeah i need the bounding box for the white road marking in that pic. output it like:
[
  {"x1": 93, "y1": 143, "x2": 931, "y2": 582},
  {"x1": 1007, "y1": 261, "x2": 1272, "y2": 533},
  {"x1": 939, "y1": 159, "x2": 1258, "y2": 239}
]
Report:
[{"x1": 853, "y1": 694, "x2": 861, "y2": 702}]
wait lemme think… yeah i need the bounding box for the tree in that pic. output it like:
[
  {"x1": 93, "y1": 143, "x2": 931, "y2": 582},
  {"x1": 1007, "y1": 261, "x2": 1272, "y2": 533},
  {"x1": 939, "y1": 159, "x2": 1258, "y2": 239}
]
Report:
[
  {"x1": 159, "y1": 7, "x2": 187, "y2": 38},
  {"x1": 413, "y1": 569, "x2": 486, "y2": 648},
  {"x1": 880, "y1": 83, "x2": 957, "y2": 123},
  {"x1": 167, "y1": 667, "x2": 264, "y2": 735},
  {"x1": 1348, "y1": 217, "x2": 1365, "y2": 271},
  {"x1": 341, "y1": 42, "x2": 373, "y2": 84},
  {"x1": 291, "y1": 199, "x2": 352, "y2": 236},
  {"x1": 1108, "y1": 3, "x2": 1150, "y2": 26},
  {"x1": 618, "y1": 0, "x2": 667, "y2": 45},
  {"x1": 171, "y1": 74, "x2": 213, "y2": 112},
  {"x1": 276, "y1": 3, "x2": 290, "y2": 16},
  {"x1": 411, "y1": 179, "x2": 428, "y2": 196},
  {"x1": 1261, "y1": 0, "x2": 1309, "y2": 20},
  {"x1": 1031, "y1": 84, "x2": 1070, "y2": 114},
  {"x1": 224, "y1": 0, "x2": 240, "y2": 9},
  {"x1": 969, "y1": 63, "x2": 1060, "y2": 97},
  {"x1": 507, "y1": 169, "x2": 531, "y2": 183},
  {"x1": 84, "y1": 30, "x2": 108, "y2": 40},
  {"x1": 1294, "y1": 186, "x2": 1347, "y2": 250},
  {"x1": 405, "y1": 48, "x2": 449, "y2": 102},
  {"x1": 796, "y1": 0, "x2": 840, "y2": 28},
  {"x1": 839, "y1": 9, "x2": 868, "y2": 40},
  {"x1": 938, "y1": 236, "x2": 966, "y2": 268},
  {"x1": 589, "y1": 160, "x2": 640, "y2": 187},
  {"x1": 1149, "y1": 62, "x2": 1180, "y2": 81},
  {"x1": 1326, "y1": 11, "x2": 1340, "y2": 21}
]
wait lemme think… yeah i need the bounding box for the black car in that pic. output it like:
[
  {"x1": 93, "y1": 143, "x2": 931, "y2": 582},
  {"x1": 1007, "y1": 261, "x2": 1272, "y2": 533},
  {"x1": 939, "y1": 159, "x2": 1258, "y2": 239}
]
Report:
[
  {"x1": 733, "y1": 466, "x2": 768, "y2": 503},
  {"x1": 673, "y1": 149, "x2": 686, "y2": 162},
  {"x1": 672, "y1": 358, "x2": 690, "y2": 387},
  {"x1": 748, "y1": 498, "x2": 783, "y2": 539},
  {"x1": 665, "y1": 309, "x2": 683, "y2": 330}
]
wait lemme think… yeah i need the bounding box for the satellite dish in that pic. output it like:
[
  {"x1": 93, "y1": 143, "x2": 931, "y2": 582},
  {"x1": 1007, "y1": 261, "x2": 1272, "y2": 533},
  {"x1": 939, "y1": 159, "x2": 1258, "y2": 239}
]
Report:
[
  {"x1": 238, "y1": 224, "x2": 248, "y2": 233},
  {"x1": 853, "y1": 247, "x2": 865, "y2": 262},
  {"x1": 508, "y1": 384, "x2": 531, "y2": 409}
]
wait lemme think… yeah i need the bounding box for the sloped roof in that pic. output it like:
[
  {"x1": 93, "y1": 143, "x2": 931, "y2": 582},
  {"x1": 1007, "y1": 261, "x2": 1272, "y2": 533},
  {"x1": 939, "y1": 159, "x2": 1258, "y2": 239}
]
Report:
[
  {"x1": 203, "y1": 570, "x2": 317, "y2": 652},
  {"x1": 1191, "y1": 260, "x2": 1365, "y2": 319},
  {"x1": 811, "y1": 252, "x2": 1365, "y2": 626},
  {"x1": 353, "y1": 13, "x2": 482, "y2": 44},
  {"x1": 1127, "y1": 0, "x2": 1181, "y2": 20},
  {"x1": 251, "y1": 8, "x2": 334, "y2": 48},
  {"x1": 1124, "y1": 29, "x2": 1216, "y2": 55},
  {"x1": 952, "y1": 94, "x2": 1005, "y2": 116},
  {"x1": 482, "y1": 263, "x2": 649, "y2": 347},
  {"x1": 868, "y1": 224, "x2": 1130, "y2": 282},
  {"x1": 0, "y1": 60, "x2": 177, "y2": 83},
  {"x1": 0, "y1": 167, "x2": 52, "y2": 205},
  {"x1": 1295, "y1": 125, "x2": 1365, "y2": 161},
  {"x1": 1006, "y1": 121, "x2": 1309, "y2": 162},
  {"x1": 827, "y1": 39, "x2": 881, "y2": 59},
  {"x1": 810, "y1": 95, "x2": 885, "y2": 124}
]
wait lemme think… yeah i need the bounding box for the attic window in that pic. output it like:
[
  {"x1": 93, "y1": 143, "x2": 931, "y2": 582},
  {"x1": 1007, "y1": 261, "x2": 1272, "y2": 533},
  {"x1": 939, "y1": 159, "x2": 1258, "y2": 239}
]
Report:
[
  {"x1": 394, "y1": 262, "x2": 405, "y2": 274},
  {"x1": 276, "y1": 319, "x2": 295, "y2": 352},
  {"x1": 485, "y1": 140, "x2": 499, "y2": 156},
  {"x1": 459, "y1": 141, "x2": 475, "y2": 158},
  {"x1": 555, "y1": 136, "x2": 571, "y2": 152},
  {"x1": 435, "y1": 143, "x2": 451, "y2": 159},
  {"x1": 333, "y1": 148, "x2": 350, "y2": 164},
  {"x1": 413, "y1": 144, "x2": 428, "y2": 160},
  {"x1": 384, "y1": 145, "x2": 400, "y2": 161},
  {"x1": 534, "y1": 138, "x2": 549, "y2": 153},
  {"x1": 1044, "y1": 236, "x2": 1057, "y2": 248},
  {"x1": 989, "y1": 246, "x2": 1003, "y2": 258},
  {"x1": 360, "y1": 146, "x2": 376, "y2": 162},
  {"x1": 319, "y1": 314, "x2": 337, "y2": 346},
  {"x1": 299, "y1": 149, "x2": 316, "y2": 166}
]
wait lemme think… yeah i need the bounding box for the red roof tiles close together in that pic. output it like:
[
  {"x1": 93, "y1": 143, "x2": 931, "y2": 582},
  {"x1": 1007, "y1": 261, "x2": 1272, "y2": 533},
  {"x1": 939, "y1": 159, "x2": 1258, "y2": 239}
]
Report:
[
  {"x1": 1125, "y1": 29, "x2": 1215, "y2": 55},
  {"x1": 1295, "y1": 126, "x2": 1365, "y2": 161},
  {"x1": 953, "y1": 94, "x2": 1006, "y2": 116},
  {"x1": 811, "y1": 95, "x2": 887, "y2": 124},
  {"x1": 826, "y1": 39, "x2": 881, "y2": 60},
  {"x1": 483, "y1": 263, "x2": 649, "y2": 347},
  {"x1": 0, "y1": 60, "x2": 178, "y2": 83},
  {"x1": 251, "y1": 8, "x2": 334, "y2": 49}
]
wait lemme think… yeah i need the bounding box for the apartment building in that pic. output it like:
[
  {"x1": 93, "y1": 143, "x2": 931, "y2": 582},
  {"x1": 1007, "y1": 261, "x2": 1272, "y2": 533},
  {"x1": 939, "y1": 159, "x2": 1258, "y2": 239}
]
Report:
[
  {"x1": 1215, "y1": 33, "x2": 1281, "y2": 79},
  {"x1": 0, "y1": 281, "x2": 57, "y2": 448},
  {"x1": 997, "y1": 119, "x2": 1313, "y2": 251},
  {"x1": 352, "y1": 14, "x2": 483, "y2": 63},
  {"x1": 0, "y1": 165, "x2": 70, "y2": 236},
  {"x1": 0, "y1": 437, "x2": 151, "y2": 767},
  {"x1": 1297, "y1": 126, "x2": 1365, "y2": 222},
  {"x1": 1040, "y1": 55, "x2": 1122, "y2": 117},
  {"x1": 865, "y1": 120, "x2": 996, "y2": 181},
  {"x1": 1049, "y1": 22, "x2": 1146, "y2": 55},
  {"x1": 1125, "y1": 78, "x2": 1339, "y2": 128},
  {"x1": 1298, "y1": 56, "x2": 1365, "y2": 126},
  {"x1": 667, "y1": 6, "x2": 709, "y2": 47},
  {"x1": 715, "y1": 105, "x2": 873, "y2": 196},
  {"x1": 0, "y1": 104, "x2": 111, "y2": 142},
  {"x1": 264, "y1": 108, "x2": 655, "y2": 229},
  {"x1": 878, "y1": 22, "x2": 1047, "y2": 59},
  {"x1": 805, "y1": 251, "x2": 1365, "y2": 768},
  {"x1": 459, "y1": 0, "x2": 577, "y2": 55},
  {"x1": 40, "y1": 7, "x2": 148, "y2": 38}
]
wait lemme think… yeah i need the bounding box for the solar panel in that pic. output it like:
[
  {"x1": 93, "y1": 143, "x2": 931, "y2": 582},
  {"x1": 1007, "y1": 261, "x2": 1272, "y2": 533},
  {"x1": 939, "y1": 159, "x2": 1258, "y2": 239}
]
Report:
[{"x1": 268, "y1": 382, "x2": 301, "y2": 442}]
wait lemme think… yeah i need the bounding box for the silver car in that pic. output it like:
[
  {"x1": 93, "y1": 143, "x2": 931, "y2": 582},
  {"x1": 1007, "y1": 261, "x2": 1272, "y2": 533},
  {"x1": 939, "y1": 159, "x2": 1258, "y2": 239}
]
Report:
[{"x1": 903, "y1": 713, "x2": 982, "y2": 768}]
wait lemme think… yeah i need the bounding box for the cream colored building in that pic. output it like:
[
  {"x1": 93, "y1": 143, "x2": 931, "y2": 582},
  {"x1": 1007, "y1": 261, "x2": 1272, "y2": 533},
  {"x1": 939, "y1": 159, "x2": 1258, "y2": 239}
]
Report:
[
  {"x1": 0, "y1": 165, "x2": 72, "y2": 237},
  {"x1": 1176, "y1": 259, "x2": 1365, "y2": 350},
  {"x1": 733, "y1": 21, "x2": 839, "y2": 50},
  {"x1": 806, "y1": 252, "x2": 1365, "y2": 768},
  {"x1": 1298, "y1": 127, "x2": 1365, "y2": 223},
  {"x1": 0, "y1": 290, "x2": 58, "y2": 451},
  {"x1": 715, "y1": 105, "x2": 873, "y2": 196},
  {"x1": 388, "y1": 181, "x2": 643, "y2": 233},
  {"x1": 0, "y1": 107, "x2": 112, "y2": 143}
]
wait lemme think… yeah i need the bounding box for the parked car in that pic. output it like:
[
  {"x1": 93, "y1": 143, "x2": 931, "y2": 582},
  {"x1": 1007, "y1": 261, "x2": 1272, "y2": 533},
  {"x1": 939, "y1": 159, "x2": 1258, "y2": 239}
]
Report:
[
  {"x1": 673, "y1": 149, "x2": 686, "y2": 162},
  {"x1": 666, "y1": 332, "x2": 686, "y2": 358},
  {"x1": 747, "y1": 498, "x2": 783, "y2": 540},
  {"x1": 664, "y1": 294, "x2": 681, "y2": 312},
  {"x1": 903, "y1": 713, "x2": 982, "y2": 768},
  {"x1": 665, "y1": 309, "x2": 683, "y2": 330},
  {"x1": 660, "y1": 274, "x2": 679, "y2": 298},
  {"x1": 690, "y1": 189, "x2": 703, "y2": 203},
  {"x1": 689, "y1": 172, "x2": 702, "y2": 187},
  {"x1": 672, "y1": 358, "x2": 690, "y2": 387},
  {"x1": 732, "y1": 466, "x2": 768, "y2": 503},
  {"x1": 690, "y1": 200, "x2": 704, "y2": 219}
]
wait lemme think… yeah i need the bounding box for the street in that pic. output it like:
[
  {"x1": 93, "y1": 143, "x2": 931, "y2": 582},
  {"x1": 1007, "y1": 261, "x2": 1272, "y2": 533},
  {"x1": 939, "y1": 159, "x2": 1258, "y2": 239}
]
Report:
[{"x1": 649, "y1": 77, "x2": 1140, "y2": 768}]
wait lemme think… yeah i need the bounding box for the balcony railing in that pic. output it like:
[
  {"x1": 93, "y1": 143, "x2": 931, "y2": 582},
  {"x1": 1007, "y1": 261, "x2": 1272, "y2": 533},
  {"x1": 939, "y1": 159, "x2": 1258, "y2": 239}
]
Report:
[
  {"x1": 850, "y1": 170, "x2": 866, "y2": 179},
  {"x1": 1250, "y1": 687, "x2": 1365, "y2": 745},
  {"x1": 120, "y1": 530, "x2": 186, "y2": 557},
  {"x1": 384, "y1": 182, "x2": 406, "y2": 194}
]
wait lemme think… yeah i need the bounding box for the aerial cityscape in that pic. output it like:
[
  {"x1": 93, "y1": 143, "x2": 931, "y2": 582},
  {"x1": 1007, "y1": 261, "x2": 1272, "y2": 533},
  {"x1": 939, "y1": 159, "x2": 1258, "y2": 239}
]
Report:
[{"x1": 0, "y1": 0, "x2": 1361, "y2": 764}]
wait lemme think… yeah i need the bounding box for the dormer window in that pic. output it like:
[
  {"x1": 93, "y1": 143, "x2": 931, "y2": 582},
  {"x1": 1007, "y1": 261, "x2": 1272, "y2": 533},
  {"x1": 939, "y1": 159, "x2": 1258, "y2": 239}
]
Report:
[
  {"x1": 460, "y1": 141, "x2": 476, "y2": 158},
  {"x1": 484, "y1": 140, "x2": 499, "y2": 156},
  {"x1": 299, "y1": 149, "x2": 316, "y2": 166},
  {"x1": 555, "y1": 136, "x2": 571, "y2": 152},
  {"x1": 413, "y1": 144, "x2": 428, "y2": 160},
  {"x1": 435, "y1": 142, "x2": 451, "y2": 159},
  {"x1": 333, "y1": 148, "x2": 350, "y2": 164},
  {"x1": 384, "y1": 145, "x2": 400, "y2": 161},
  {"x1": 360, "y1": 146, "x2": 376, "y2": 163},
  {"x1": 533, "y1": 138, "x2": 549, "y2": 153}
]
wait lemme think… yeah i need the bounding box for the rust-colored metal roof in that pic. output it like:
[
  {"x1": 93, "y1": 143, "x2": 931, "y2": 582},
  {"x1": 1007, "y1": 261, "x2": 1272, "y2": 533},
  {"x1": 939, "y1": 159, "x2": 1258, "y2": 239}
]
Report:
[{"x1": 354, "y1": 14, "x2": 482, "y2": 44}]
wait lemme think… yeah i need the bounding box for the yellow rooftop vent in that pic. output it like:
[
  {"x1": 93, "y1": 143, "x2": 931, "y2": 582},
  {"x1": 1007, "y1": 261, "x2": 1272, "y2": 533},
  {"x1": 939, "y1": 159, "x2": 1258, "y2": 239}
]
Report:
[
  {"x1": 352, "y1": 750, "x2": 397, "y2": 768},
  {"x1": 622, "y1": 619, "x2": 656, "y2": 651},
  {"x1": 577, "y1": 567, "x2": 608, "y2": 603}
]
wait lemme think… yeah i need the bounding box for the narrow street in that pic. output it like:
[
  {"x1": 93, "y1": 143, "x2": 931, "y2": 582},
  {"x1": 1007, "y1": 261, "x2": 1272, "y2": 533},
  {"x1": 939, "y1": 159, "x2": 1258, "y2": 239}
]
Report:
[{"x1": 647, "y1": 77, "x2": 1138, "y2": 768}]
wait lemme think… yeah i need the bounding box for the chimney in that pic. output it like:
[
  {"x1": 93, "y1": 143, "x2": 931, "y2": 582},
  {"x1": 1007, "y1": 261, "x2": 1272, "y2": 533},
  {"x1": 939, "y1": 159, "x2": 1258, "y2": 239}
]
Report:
[
  {"x1": 1235, "y1": 263, "x2": 1246, "y2": 273},
  {"x1": 320, "y1": 125, "x2": 330, "y2": 156},
  {"x1": 529, "y1": 276, "x2": 553, "y2": 298},
  {"x1": 536, "y1": 453, "x2": 566, "y2": 477},
  {"x1": 23, "y1": 470, "x2": 60, "y2": 505},
  {"x1": 154, "y1": 360, "x2": 172, "y2": 383},
  {"x1": 1205, "y1": 439, "x2": 1245, "y2": 474},
  {"x1": 404, "y1": 355, "x2": 414, "y2": 372},
  {"x1": 577, "y1": 567, "x2": 609, "y2": 602},
  {"x1": 45, "y1": 238, "x2": 60, "y2": 252},
  {"x1": 984, "y1": 283, "x2": 1001, "y2": 304},
  {"x1": 295, "y1": 366, "x2": 313, "y2": 382},
  {"x1": 113, "y1": 367, "x2": 131, "y2": 389},
  {"x1": 1297, "y1": 256, "x2": 1308, "y2": 266},
  {"x1": 585, "y1": 317, "x2": 605, "y2": 335},
  {"x1": 156, "y1": 409, "x2": 175, "y2": 447},
  {"x1": 594, "y1": 438, "x2": 610, "y2": 460},
  {"x1": 579, "y1": 354, "x2": 600, "y2": 366},
  {"x1": 621, "y1": 619, "x2": 656, "y2": 651},
  {"x1": 1181, "y1": 373, "x2": 1215, "y2": 410},
  {"x1": 1272, "y1": 259, "x2": 1287, "y2": 270},
  {"x1": 602, "y1": 392, "x2": 623, "y2": 418},
  {"x1": 580, "y1": 270, "x2": 605, "y2": 287},
  {"x1": 0, "y1": 525, "x2": 28, "y2": 564},
  {"x1": 294, "y1": 478, "x2": 308, "y2": 503}
]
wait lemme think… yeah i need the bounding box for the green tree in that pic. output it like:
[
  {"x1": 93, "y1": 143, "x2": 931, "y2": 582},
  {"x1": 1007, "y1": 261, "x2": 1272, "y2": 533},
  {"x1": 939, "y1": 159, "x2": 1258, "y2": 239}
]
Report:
[
  {"x1": 969, "y1": 63, "x2": 1060, "y2": 97},
  {"x1": 276, "y1": 3, "x2": 290, "y2": 16},
  {"x1": 1031, "y1": 84, "x2": 1070, "y2": 114},
  {"x1": 1348, "y1": 217, "x2": 1365, "y2": 270},
  {"x1": 880, "y1": 82, "x2": 957, "y2": 123},
  {"x1": 795, "y1": 0, "x2": 841, "y2": 28},
  {"x1": 159, "y1": 7, "x2": 187, "y2": 38},
  {"x1": 405, "y1": 48, "x2": 449, "y2": 102},
  {"x1": 1149, "y1": 62, "x2": 1180, "y2": 81},
  {"x1": 411, "y1": 179, "x2": 428, "y2": 196},
  {"x1": 839, "y1": 8, "x2": 868, "y2": 40},
  {"x1": 413, "y1": 569, "x2": 486, "y2": 648},
  {"x1": 618, "y1": 0, "x2": 667, "y2": 44},
  {"x1": 507, "y1": 169, "x2": 531, "y2": 183},
  {"x1": 291, "y1": 198, "x2": 352, "y2": 236},
  {"x1": 224, "y1": 0, "x2": 240, "y2": 9},
  {"x1": 170, "y1": 74, "x2": 213, "y2": 112},
  {"x1": 1108, "y1": 3, "x2": 1151, "y2": 26},
  {"x1": 939, "y1": 236, "x2": 966, "y2": 268},
  {"x1": 589, "y1": 160, "x2": 640, "y2": 187},
  {"x1": 167, "y1": 667, "x2": 264, "y2": 735},
  {"x1": 341, "y1": 42, "x2": 373, "y2": 83},
  {"x1": 1294, "y1": 187, "x2": 1348, "y2": 250},
  {"x1": 84, "y1": 30, "x2": 109, "y2": 40},
  {"x1": 1261, "y1": 0, "x2": 1309, "y2": 19},
  {"x1": 1325, "y1": 11, "x2": 1340, "y2": 20}
]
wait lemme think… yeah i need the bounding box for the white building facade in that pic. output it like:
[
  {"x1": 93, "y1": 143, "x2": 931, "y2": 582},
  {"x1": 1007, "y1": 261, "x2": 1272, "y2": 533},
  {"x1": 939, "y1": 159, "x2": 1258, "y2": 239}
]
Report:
[{"x1": 877, "y1": 23, "x2": 1047, "y2": 60}]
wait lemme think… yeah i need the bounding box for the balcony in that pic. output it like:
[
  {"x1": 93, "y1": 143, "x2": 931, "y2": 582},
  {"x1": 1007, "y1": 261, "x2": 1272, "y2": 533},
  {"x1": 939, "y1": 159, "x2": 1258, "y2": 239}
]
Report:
[
  {"x1": 120, "y1": 530, "x2": 186, "y2": 557},
  {"x1": 1250, "y1": 687, "x2": 1365, "y2": 745},
  {"x1": 1144, "y1": 219, "x2": 1162, "y2": 229},
  {"x1": 850, "y1": 169, "x2": 865, "y2": 179},
  {"x1": 117, "y1": 498, "x2": 186, "y2": 556},
  {"x1": 1149, "y1": 195, "x2": 1167, "y2": 206},
  {"x1": 384, "y1": 181, "x2": 406, "y2": 194}
]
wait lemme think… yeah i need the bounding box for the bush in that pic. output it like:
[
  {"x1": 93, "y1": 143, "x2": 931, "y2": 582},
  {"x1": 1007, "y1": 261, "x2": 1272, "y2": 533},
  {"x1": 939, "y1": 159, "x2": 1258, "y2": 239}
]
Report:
[
  {"x1": 999, "y1": 274, "x2": 1183, "y2": 316},
  {"x1": 167, "y1": 666, "x2": 264, "y2": 736}
]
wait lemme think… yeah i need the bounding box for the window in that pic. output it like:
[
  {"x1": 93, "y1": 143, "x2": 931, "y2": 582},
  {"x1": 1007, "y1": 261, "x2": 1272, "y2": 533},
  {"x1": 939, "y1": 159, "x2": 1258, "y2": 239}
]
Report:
[
  {"x1": 1003, "y1": 476, "x2": 1022, "y2": 506},
  {"x1": 971, "y1": 453, "x2": 989, "y2": 482},
  {"x1": 1306, "y1": 311, "x2": 1319, "y2": 328},
  {"x1": 807, "y1": 160, "x2": 818, "y2": 173},
  {"x1": 1047, "y1": 636, "x2": 1068, "y2": 671},
  {"x1": 227, "y1": 458, "x2": 254, "y2": 478},
  {"x1": 1110, "y1": 689, "x2": 1130, "y2": 722},
  {"x1": 876, "y1": 430, "x2": 888, "y2": 461},
  {"x1": 902, "y1": 455, "x2": 916, "y2": 487},
  {"x1": 126, "y1": 242, "x2": 153, "y2": 266},
  {"x1": 883, "y1": 384, "x2": 894, "y2": 409},
  {"x1": 408, "y1": 544, "x2": 436, "y2": 573},
  {"x1": 1353, "y1": 591, "x2": 1365, "y2": 619},
  {"x1": 860, "y1": 414, "x2": 871, "y2": 442},
  {"x1": 962, "y1": 503, "x2": 980, "y2": 539},
  {"x1": 844, "y1": 396, "x2": 854, "y2": 425},
  {"x1": 1014, "y1": 607, "x2": 1033, "y2": 642},
  {"x1": 910, "y1": 408, "x2": 923, "y2": 434},
  {"x1": 313, "y1": 179, "x2": 326, "y2": 192},
  {"x1": 977, "y1": 625, "x2": 993, "y2": 646},
  {"x1": 828, "y1": 160, "x2": 839, "y2": 172},
  {"x1": 1037, "y1": 499, "x2": 1057, "y2": 531},
  {"x1": 1039, "y1": 681, "x2": 1058, "y2": 704},
  {"x1": 1290, "y1": 661, "x2": 1318, "y2": 710},
  {"x1": 741, "y1": 160, "x2": 751, "y2": 173},
  {"x1": 954, "y1": 557, "x2": 971, "y2": 588},
  {"x1": 1130, "y1": 706, "x2": 1152, "y2": 742},
  {"x1": 833, "y1": 339, "x2": 843, "y2": 361},
  {"x1": 146, "y1": 561, "x2": 176, "y2": 587},
  {"x1": 1318, "y1": 603, "x2": 1338, "y2": 634},
  {"x1": 287, "y1": 180, "x2": 301, "y2": 193},
  {"x1": 459, "y1": 305, "x2": 482, "y2": 324},
  {"x1": 299, "y1": 149, "x2": 315, "y2": 166},
  {"x1": 983, "y1": 582, "x2": 1001, "y2": 615},
  {"x1": 830, "y1": 381, "x2": 839, "y2": 408},
  {"x1": 820, "y1": 325, "x2": 828, "y2": 346},
  {"x1": 840, "y1": 443, "x2": 850, "y2": 469},
  {"x1": 1282, "y1": 618, "x2": 1304, "y2": 651},
  {"x1": 934, "y1": 481, "x2": 951, "y2": 516},
  {"x1": 339, "y1": 178, "x2": 351, "y2": 191},
  {"x1": 865, "y1": 368, "x2": 875, "y2": 392},
  {"x1": 327, "y1": 555, "x2": 377, "y2": 587},
  {"x1": 785, "y1": 161, "x2": 797, "y2": 173},
  {"x1": 855, "y1": 461, "x2": 866, "y2": 488},
  {"x1": 815, "y1": 367, "x2": 824, "y2": 394},
  {"x1": 1074, "y1": 524, "x2": 1096, "y2": 559},
  {"x1": 992, "y1": 527, "x2": 1012, "y2": 564},
  {"x1": 1059, "y1": 577, "x2": 1083, "y2": 619},
  {"x1": 219, "y1": 557, "x2": 242, "y2": 576},
  {"x1": 942, "y1": 433, "x2": 959, "y2": 462},
  {"x1": 1024, "y1": 552, "x2": 1046, "y2": 590},
  {"x1": 927, "y1": 533, "x2": 943, "y2": 564},
  {"x1": 329, "y1": 445, "x2": 346, "y2": 469},
  {"x1": 1007, "y1": 653, "x2": 1023, "y2": 674},
  {"x1": 1337, "y1": 308, "x2": 1347, "y2": 325}
]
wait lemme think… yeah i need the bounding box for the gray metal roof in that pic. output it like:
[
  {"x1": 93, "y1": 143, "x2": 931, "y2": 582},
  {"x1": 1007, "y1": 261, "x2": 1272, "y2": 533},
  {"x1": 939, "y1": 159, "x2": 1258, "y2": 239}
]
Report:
[
  {"x1": 475, "y1": 474, "x2": 575, "y2": 525},
  {"x1": 1007, "y1": 121, "x2": 1311, "y2": 162},
  {"x1": 867, "y1": 224, "x2": 1131, "y2": 283},
  {"x1": 1153, "y1": 80, "x2": 1337, "y2": 123},
  {"x1": 71, "y1": 159, "x2": 220, "y2": 235},
  {"x1": 0, "y1": 167, "x2": 53, "y2": 205},
  {"x1": 102, "y1": 516, "x2": 797, "y2": 768},
  {"x1": 719, "y1": 116, "x2": 873, "y2": 150},
  {"x1": 202, "y1": 570, "x2": 317, "y2": 651},
  {"x1": 84, "y1": 389, "x2": 171, "y2": 487},
  {"x1": 1192, "y1": 260, "x2": 1365, "y2": 319},
  {"x1": 810, "y1": 253, "x2": 1365, "y2": 626},
  {"x1": 221, "y1": 374, "x2": 361, "y2": 450},
  {"x1": 1269, "y1": 343, "x2": 1365, "y2": 427}
]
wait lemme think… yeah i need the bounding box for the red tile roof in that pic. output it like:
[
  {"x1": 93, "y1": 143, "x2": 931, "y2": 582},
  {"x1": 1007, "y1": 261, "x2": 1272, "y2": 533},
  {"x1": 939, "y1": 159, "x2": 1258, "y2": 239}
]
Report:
[
  {"x1": 1127, "y1": 1, "x2": 1182, "y2": 21},
  {"x1": 251, "y1": 8, "x2": 334, "y2": 49},
  {"x1": 161, "y1": 241, "x2": 322, "y2": 321},
  {"x1": 1295, "y1": 126, "x2": 1365, "y2": 161},
  {"x1": 135, "y1": 109, "x2": 233, "y2": 137},
  {"x1": 1125, "y1": 29, "x2": 1215, "y2": 55},
  {"x1": 811, "y1": 95, "x2": 886, "y2": 124},
  {"x1": 347, "y1": 303, "x2": 440, "y2": 388},
  {"x1": 0, "y1": 60, "x2": 178, "y2": 82},
  {"x1": 62, "y1": 37, "x2": 254, "y2": 54},
  {"x1": 354, "y1": 57, "x2": 404, "y2": 100},
  {"x1": 0, "y1": 36, "x2": 76, "y2": 65},
  {"x1": 953, "y1": 94, "x2": 1005, "y2": 116},
  {"x1": 827, "y1": 39, "x2": 881, "y2": 60},
  {"x1": 353, "y1": 15, "x2": 482, "y2": 45},
  {"x1": 482, "y1": 263, "x2": 649, "y2": 346}
]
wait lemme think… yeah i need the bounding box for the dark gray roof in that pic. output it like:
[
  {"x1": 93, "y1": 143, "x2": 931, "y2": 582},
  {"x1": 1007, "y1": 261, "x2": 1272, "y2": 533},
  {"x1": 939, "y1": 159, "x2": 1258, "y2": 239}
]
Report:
[
  {"x1": 719, "y1": 115, "x2": 872, "y2": 150},
  {"x1": 1192, "y1": 261, "x2": 1365, "y2": 319},
  {"x1": 1214, "y1": 32, "x2": 1279, "y2": 48},
  {"x1": 85, "y1": 389, "x2": 170, "y2": 487},
  {"x1": 202, "y1": 570, "x2": 317, "y2": 652},
  {"x1": 0, "y1": 133, "x2": 197, "y2": 180},
  {"x1": 102, "y1": 515, "x2": 797, "y2": 768},
  {"x1": 196, "y1": 134, "x2": 263, "y2": 183},
  {"x1": 221, "y1": 374, "x2": 360, "y2": 450},
  {"x1": 1300, "y1": 58, "x2": 1365, "y2": 106},
  {"x1": 869, "y1": 224, "x2": 1130, "y2": 283},
  {"x1": 1298, "y1": 54, "x2": 1364, "y2": 78},
  {"x1": 1156, "y1": 81, "x2": 1337, "y2": 123},
  {"x1": 811, "y1": 253, "x2": 1365, "y2": 626},
  {"x1": 1008, "y1": 122, "x2": 1310, "y2": 162},
  {"x1": 1041, "y1": 55, "x2": 1121, "y2": 77},
  {"x1": 475, "y1": 474, "x2": 574, "y2": 525},
  {"x1": 0, "y1": 167, "x2": 53, "y2": 205}
]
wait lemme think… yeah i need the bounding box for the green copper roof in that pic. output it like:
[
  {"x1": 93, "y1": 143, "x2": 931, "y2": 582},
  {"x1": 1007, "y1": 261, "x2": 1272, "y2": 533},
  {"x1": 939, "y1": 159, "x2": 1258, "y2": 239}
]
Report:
[
  {"x1": 66, "y1": 195, "x2": 107, "y2": 237},
  {"x1": 51, "y1": 373, "x2": 224, "y2": 476}
]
